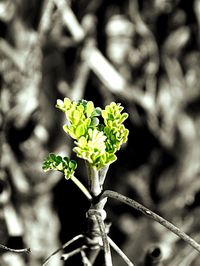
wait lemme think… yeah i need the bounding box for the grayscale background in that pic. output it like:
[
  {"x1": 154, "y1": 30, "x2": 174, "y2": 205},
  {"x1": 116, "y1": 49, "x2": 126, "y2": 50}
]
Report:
[{"x1": 0, "y1": 0, "x2": 200, "y2": 265}]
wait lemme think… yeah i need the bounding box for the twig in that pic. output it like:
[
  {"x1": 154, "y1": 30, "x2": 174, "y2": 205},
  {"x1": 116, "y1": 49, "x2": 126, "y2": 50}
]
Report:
[
  {"x1": 71, "y1": 175, "x2": 92, "y2": 201},
  {"x1": 61, "y1": 245, "x2": 87, "y2": 261},
  {"x1": 0, "y1": 38, "x2": 25, "y2": 72},
  {"x1": 4, "y1": 143, "x2": 30, "y2": 195},
  {"x1": 54, "y1": 0, "x2": 85, "y2": 42},
  {"x1": 88, "y1": 209, "x2": 113, "y2": 266},
  {"x1": 80, "y1": 250, "x2": 92, "y2": 266},
  {"x1": 42, "y1": 234, "x2": 84, "y2": 265},
  {"x1": 0, "y1": 244, "x2": 30, "y2": 254},
  {"x1": 107, "y1": 236, "x2": 134, "y2": 266},
  {"x1": 38, "y1": 0, "x2": 55, "y2": 39},
  {"x1": 101, "y1": 190, "x2": 200, "y2": 254},
  {"x1": 86, "y1": 47, "x2": 126, "y2": 93},
  {"x1": 71, "y1": 60, "x2": 90, "y2": 102}
]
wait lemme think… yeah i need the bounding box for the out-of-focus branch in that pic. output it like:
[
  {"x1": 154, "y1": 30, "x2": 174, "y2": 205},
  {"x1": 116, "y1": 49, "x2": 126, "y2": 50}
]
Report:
[
  {"x1": 0, "y1": 38, "x2": 25, "y2": 72},
  {"x1": 3, "y1": 143, "x2": 30, "y2": 195},
  {"x1": 54, "y1": 0, "x2": 85, "y2": 42},
  {"x1": 38, "y1": 0, "x2": 55, "y2": 40},
  {"x1": 0, "y1": 244, "x2": 30, "y2": 254}
]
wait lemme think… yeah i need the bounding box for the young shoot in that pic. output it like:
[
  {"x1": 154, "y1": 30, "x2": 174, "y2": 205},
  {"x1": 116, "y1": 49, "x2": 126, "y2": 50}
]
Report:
[{"x1": 43, "y1": 98, "x2": 129, "y2": 197}]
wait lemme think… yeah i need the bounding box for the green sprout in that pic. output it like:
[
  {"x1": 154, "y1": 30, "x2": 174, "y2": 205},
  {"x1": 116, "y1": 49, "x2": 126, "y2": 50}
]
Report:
[
  {"x1": 43, "y1": 153, "x2": 92, "y2": 200},
  {"x1": 56, "y1": 98, "x2": 129, "y2": 170},
  {"x1": 43, "y1": 98, "x2": 129, "y2": 198},
  {"x1": 42, "y1": 99, "x2": 200, "y2": 266},
  {"x1": 42, "y1": 153, "x2": 77, "y2": 180}
]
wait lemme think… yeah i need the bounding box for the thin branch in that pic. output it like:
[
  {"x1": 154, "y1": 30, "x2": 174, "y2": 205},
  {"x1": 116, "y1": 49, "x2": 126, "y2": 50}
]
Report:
[
  {"x1": 4, "y1": 143, "x2": 30, "y2": 195},
  {"x1": 107, "y1": 236, "x2": 135, "y2": 266},
  {"x1": 88, "y1": 209, "x2": 113, "y2": 266},
  {"x1": 61, "y1": 245, "x2": 87, "y2": 261},
  {"x1": 54, "y1": 0, "x2": 85, "y2": 42},
  {"x1": 0, "y1": 38, "x2": 25, "y2": 72},
  {"x1": 80, "y1": 250, "x2": 92, "y2": 266},
  {"x1": 42, "y1": 234, "x2": 84, "y2": 265},
  {"x1": 38, "y1": 0, "x2": 55, "y2": 39},
  {"x1": 0, "y1": 244, "x2": 30, "y2": 254},
  {"x1": 101, "y1": 190, "x2": 200, "y2": 254},
  {"x1": 71, "y1": 175, "x2": 92, "y2": 201}
]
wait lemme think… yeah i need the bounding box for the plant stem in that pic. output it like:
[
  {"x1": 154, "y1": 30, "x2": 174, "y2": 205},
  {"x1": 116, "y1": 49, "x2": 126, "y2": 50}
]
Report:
[
  {"x1": 80, "y1": 250, "x2": 92, "y2": 266},
  {"x1": 88, "y1": 209, "x2": 113, "y2": 266},
  {"x1": 107, "y1": 236, "x2": 134, "y2": 266},
  {"x1": 88, "y1": 165, "x2": 101, "y2": 196},
  {"x1": 99, "y1": 165, "x2": 109, "y2": 189},
  {"x1": 0, "y1": 244, "x2": 30, "y2": 254},
  {"x1": 101, "y1": 190, "x2": 200, "y2": 254},
  {"x1": 42, "y1": 234, "x2": 84, "y2": 265},
  {"x1": 38, "y1": 0, "x2": 54, "y2": 39},
  {"x1": 71, "y1": 175, "x2": 92, "y2": 201},
  {"x1": 61, "y1": 245, "x2": 87, "y2": 261}
]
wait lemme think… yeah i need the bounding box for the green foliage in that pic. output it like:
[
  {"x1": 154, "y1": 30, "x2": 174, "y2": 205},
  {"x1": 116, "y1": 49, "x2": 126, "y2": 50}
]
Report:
[
  {"x1": 56, "y1": 98, "x2": 129, "y2": 170},
  {"x1": 102, "y1": 102, "x2": 129, "y2": 154},
  {"x1": 42, "y1": 153, "x2": 77, "y2": 179},
  {"x1": 56, "y1": 98, "x2": 101, "y2": 140}
]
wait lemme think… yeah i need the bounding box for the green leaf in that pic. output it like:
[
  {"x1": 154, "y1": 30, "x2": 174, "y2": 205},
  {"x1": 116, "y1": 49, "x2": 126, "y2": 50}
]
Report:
[
  {"x1": 72, "y1": 110, "x2": 81, "y2": 121},
  {"x1": 86, "y1": 101, "x2": 95, "y2": 117},
  {"x1": 119, "y1": 113, "x2": 129, "y2": 123},
  {"x1": 50, "y1": 153, "x2": 56, "y2": 160},
  {"x1": 91, "y1": 107, "x2": 101, "y2": 117},
  {"x1": 56, "y1": 156, "x2": 62, "y2": 163},
  {"x1": 63, "y1": 157, "x2": 70, "y2": 163},
  {"x1": 78, "y1": 136, "x2": 87, "y2": 146},
  {"x1": 64, "y1": 98, "x2": 71, "y2": 108},
  {"x1": 54, "y1": 97, "x2": 129, "y2": 170},
  {"x1": 75, "y1": 124, "x2": 85, "y2": 138},
  {"x1": 57, "y1": 162, "x2": 63, "y2": 170},
  {"x1": 78, "y1": 99, "x2": 88, "y2": 107},
  {"x1": 69, "y1": 160, "x2": 77, "y2": 170},
  {"x1": 42, "y1": 153, "x2": 77, "y2": 179}
]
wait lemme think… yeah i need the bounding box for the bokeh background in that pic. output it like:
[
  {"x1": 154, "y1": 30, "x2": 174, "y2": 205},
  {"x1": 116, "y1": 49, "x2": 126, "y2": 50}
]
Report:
[{"x1": 0, "y1": 0, "x2": 200, "y2": 265}]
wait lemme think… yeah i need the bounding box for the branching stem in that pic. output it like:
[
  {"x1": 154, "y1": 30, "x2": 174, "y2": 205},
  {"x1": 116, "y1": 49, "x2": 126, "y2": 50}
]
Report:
[
  {"x1": 61, "y1": 245, "x2": 87, "y2": 261},
  {"x1": 88, "y1": 209, "x2": 112, "y2": 266},
  {"x1": 101, "y1": 190, "x2": 200, "y2": 254},
  {"x1": 42, "y1": 234, "x2": 84, "y2": 265}
]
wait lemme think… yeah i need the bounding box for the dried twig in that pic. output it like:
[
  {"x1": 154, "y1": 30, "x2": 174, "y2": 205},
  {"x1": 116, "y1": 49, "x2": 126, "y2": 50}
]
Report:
[
  {"x1": 54, "y1": 0, "x2": 85, "y2": 42},
  {"x1": 42, "y1": 234, "x2": 84, "y2": 265},
  {"x1": 61, "y1": 245, "x2": 87, "y2": 261},
  {"x1": 0, "y1": 38, "x2": 25, "y2": 72},
  {"x1": 38, "y1": 0, "x2": 55, "y2": 39},
  {"x1": 0, "y1": 244, "x2": 30, "y2": 254},
  {"x1": 101, "y1": 190, "x2": 200, "y2": 254},
  {"x1": 80, "y1": 249, "x2": 92, "y2": 266},
  {"x1": 108, "y1": 236, "x2": 134, "y2": 266}
]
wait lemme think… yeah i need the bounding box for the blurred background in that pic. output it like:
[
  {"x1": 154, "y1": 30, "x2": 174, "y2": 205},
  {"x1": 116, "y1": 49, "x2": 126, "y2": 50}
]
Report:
[{"x1": 0, "y1": 0, "x2": 200, "y2": 265}]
